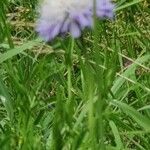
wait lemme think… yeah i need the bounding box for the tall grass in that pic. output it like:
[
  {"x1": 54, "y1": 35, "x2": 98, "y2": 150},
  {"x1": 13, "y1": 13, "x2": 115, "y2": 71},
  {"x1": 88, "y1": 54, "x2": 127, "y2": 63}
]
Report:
[{"x1": 0, "y1": 0, "x2": 150, "y2": 149}]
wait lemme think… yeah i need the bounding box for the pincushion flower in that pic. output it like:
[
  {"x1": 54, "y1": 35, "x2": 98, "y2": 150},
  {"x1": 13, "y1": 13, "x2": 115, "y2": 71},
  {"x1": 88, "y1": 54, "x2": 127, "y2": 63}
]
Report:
[{"x1": 36, "y1": 0, "x2": 115, "y2": 41}]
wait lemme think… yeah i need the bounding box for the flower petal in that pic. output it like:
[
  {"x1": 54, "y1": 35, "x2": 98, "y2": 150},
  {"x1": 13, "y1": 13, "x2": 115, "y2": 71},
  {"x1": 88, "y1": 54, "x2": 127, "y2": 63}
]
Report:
[{"x1": 69, "y1": 22, "x2": 81, "y2": 38}]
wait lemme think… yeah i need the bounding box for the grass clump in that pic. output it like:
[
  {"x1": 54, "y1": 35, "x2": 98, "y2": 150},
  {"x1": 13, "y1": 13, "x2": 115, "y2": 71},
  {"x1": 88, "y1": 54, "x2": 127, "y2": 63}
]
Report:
[{"x1": 0, "y1": 0, "x2": 150, "y2": 149}]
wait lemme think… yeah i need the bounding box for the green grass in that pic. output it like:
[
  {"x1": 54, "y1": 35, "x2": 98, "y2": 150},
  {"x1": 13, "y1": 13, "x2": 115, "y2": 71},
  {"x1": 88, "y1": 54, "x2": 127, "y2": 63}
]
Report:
[{"x1": 0, "y1": 0, "x2": 150, "y2": 149}]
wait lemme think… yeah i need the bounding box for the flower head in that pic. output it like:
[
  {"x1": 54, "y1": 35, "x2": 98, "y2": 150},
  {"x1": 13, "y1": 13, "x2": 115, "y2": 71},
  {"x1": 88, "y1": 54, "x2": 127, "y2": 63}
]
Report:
[{"x1": 36, "y1": 0, "x2": 115, "y2": 41}]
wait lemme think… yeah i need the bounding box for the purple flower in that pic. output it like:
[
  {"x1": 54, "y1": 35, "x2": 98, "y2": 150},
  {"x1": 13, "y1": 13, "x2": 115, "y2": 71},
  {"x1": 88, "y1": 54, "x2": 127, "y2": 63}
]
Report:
[
  {"x1": 36, "y1": 0, "x2": 115, "y2": 41},
  {"x1": 96, "y1": 0, "x2": 115, "y2": 18}
]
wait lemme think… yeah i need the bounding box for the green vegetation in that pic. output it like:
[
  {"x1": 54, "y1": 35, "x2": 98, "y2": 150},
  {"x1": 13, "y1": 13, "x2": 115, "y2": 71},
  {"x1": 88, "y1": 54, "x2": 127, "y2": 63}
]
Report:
[{"x1": 0, "y1": 0, "x2": 150, "y2": 149}]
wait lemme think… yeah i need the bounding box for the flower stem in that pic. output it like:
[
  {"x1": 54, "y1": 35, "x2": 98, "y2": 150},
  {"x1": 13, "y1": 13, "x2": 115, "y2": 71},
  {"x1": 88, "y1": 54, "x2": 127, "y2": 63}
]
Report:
[{"x1": 67, "y1": 37, "x2": 74, "y2": 101}]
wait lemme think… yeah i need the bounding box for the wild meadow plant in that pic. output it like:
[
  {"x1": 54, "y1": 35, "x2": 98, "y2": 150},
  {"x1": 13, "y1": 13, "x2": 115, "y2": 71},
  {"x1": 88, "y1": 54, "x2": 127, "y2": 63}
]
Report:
[
  {"x1": 36, "y1": 0, "x2": 114, "y2": 41},
  {"x1": 0, "y1": 0, "x2": 150, "y2": 149}
]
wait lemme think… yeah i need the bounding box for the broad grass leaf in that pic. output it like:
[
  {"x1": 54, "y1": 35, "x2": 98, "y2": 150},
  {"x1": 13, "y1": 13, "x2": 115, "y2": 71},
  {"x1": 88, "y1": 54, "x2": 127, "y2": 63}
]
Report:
[
  {"x1": 109, "y1": 120, "x2": 124, "y2": 149},
  {"x1": 111, "y1": 100, "x2": 150, "y2": 131},
  {"x1": 115, "y1": 0, "x2": 143, "y2": 12},
  {"x1": 0, "y1": 38, "x2": 41, "y2": 63},
  {"x1": 0, "y1": 77, "x2": 14, "y2": 121},
  {"x1": 111, "y1": 55, "x2": 150, "y2": 95}
]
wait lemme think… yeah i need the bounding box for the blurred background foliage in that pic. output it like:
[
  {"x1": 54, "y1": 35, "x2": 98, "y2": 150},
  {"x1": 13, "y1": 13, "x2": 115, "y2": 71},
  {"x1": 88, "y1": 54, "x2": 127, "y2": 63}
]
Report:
[{"x1": 0, "y1": 0, "x2": 150, "y2": 149}]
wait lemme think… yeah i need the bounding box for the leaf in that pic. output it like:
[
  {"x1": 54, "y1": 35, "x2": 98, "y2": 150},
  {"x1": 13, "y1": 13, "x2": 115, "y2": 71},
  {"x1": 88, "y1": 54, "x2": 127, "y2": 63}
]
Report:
[
  {"x1": 0, "y1": 77, "x2": 14, "y2": 121},
  {"x1": 111, "y1": 100, "x2": 150, "y2": 131},
  {"x1": 111, "y1": 55, "x2": 150, "y2": 95},
  {"x1": 109, "y1": 120, "x2": 124, "y2": 149},
  {"x1": 115, "y1": 0, "x2": 143, "y2": 12},
  {"x1": 0, "y1": 38, "x2": 42, "y2": 63}
]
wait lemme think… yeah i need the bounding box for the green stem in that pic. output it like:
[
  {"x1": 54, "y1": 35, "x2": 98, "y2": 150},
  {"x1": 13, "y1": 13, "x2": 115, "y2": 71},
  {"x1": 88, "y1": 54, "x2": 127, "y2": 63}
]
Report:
[
  {"x1": 0, "y1": 1, "x2": 14, "y2": 48},
  {"x1": 67, "y1": 38, "x2": 74, "y2": 101}
]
